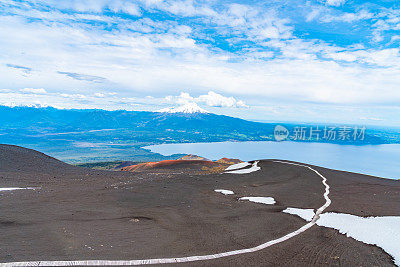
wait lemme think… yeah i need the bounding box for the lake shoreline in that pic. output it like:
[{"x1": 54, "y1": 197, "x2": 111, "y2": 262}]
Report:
[{"x1": 144, "y1": 140, "x2": 400, "y2": 180}]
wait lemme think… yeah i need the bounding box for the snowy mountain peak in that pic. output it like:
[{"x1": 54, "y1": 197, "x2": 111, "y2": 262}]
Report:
[{"x1": 157, "y1": 103, "x2": 209, "y2": 114}]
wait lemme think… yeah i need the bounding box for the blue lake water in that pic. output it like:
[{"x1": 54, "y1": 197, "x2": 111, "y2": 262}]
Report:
[{"x1": 144, "y1": 141, "x2": 400, "y2": 180}]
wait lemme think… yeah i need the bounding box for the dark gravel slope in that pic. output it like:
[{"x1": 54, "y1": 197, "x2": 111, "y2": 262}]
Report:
[{"x1": 0, "y1": 145, "x2": 399, "y2": 266}]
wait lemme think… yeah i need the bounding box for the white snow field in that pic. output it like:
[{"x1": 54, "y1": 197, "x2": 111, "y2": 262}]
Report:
[
  {"x1": 225, "y1": 161, "x2": 260, "y2": 174},
  {"x1": 0, "y1": 187, "x2": 36, "y2": 191},
  {"x1": 157, "y1": 103, "x2": 208, "y2": 114},
  {"x1": 225, "y1": 162, "x2": 251, "y2": 171},
  {"x1": 283, "y1": 207, "x2": 400, "y2": 266},
  {"x1": 214, "y1": 189, "x2": 234, "y2": 195},
  {"x1": 239, "y1": 197, "x2": 276, "y2": 205}
]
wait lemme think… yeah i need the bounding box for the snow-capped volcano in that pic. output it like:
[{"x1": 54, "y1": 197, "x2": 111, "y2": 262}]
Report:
[{"x1": 157, "y1": 103, "x2": 209, "y2": 114}]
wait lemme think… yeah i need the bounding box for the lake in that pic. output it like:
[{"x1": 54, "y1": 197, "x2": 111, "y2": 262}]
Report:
[{"x1": 144, "y1": 141, "x2": 400, "y2": 180}]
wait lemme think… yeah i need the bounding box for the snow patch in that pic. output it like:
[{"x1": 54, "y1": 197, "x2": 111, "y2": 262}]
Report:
[
  {"x1": 225, "y1": 161, "x2": 260, "y2": 174},
  {"x1": 214, "y1": 189, "x2": 234, "y2": 195},
  {"x1": 0, "y1": 187, "x2": 36, "y2": 192},
  {"x1": 225, "y1": 162, "x2": 251, "y2": 171},
  {"x1": 284, "y1": 207, "x2": 315, "y2": 221},
  {"x1": 157, "y1": 103, "x2": 208, "y2": 114},
  {"x1": 239, "y1": 197, "x2": 276, "y2": 205},
  {"x1": 283, "y1": 207, "x2": 400, "y2": 265}
]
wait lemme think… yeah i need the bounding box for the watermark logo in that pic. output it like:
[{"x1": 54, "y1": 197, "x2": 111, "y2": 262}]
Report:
[
  {"x1": 274, "y1": 125, "x2": 366, "y2": 142},
  {"x1": 274, "y1": 125, "x2": 289, "y2": 141}
]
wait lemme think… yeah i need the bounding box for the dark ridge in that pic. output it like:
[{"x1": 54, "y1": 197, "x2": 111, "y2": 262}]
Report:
[{"x1": 0, "y1": 144, "x2": 72, "y2": 173}]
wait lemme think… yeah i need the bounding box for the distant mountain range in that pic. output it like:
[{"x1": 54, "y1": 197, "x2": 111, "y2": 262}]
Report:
[
  {"x1": 0, "y1": 105, "x2": 272, "y2": 141},
  {"x1": 0, "y1": 105, "x2": 398, "y2": 163}
]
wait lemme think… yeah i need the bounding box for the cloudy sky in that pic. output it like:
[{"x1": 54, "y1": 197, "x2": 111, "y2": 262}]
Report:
[{"x1": 1, "y1": 0, "x2": 400, "y2": 126}]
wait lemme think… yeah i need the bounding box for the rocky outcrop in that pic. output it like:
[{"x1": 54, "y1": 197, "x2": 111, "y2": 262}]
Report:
[
  {"x1": 121, "y1": 156, "x2": 243, "y2": 174},
  {"x1": 177, "y1": 154, "x2": 210, "y2": 161}
]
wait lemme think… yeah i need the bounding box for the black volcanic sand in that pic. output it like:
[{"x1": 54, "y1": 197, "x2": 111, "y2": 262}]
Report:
[{"x1": 0, "y1": 144, "x2": 399, "y2": 266}]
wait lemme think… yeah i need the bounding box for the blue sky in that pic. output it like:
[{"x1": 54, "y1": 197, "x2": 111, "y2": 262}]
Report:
[{"x1": 0, "y1": 0, "x2": 400, "y2": 126}]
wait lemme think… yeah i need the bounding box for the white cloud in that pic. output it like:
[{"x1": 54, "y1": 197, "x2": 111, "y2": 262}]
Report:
[
  {"x1": 60, "y1": 93, "x2": 86, "y2": 99},
  {"x1": 164, "y1": 91, "x2": 248, "y2": 108},
  {"x1": 306, "y1": 8, "x2": 323, "y2": 22},
  {"x1": 325, "y1": 51, "x2": 358, "y2": 62},
  {"x1": 322, "y1": 10, "x2": 374, "y2": 23},
  {"x1": 0, "y1": 0, "x2": 400, "y2": 126},
  {"x1": 390, "y1": 35, "x2": 400, "y2": 44},
  {"x1": 20, "y1": 88, "x2": 47, "y2": 94},
  {"x1": 108, "y1": 1, "x2": 141, "y2": 16},
  {"x1": 325, "y1": 0, "x2": 346, "y2": 7},
  {"x1": 359, "y1": 116, "x2": 384, "y2": 121},
  {"x1": 369, "y1": 9, "x2": 400, "y2": 43},
  {"x1": 0, "y1": 91, "x2": 143, "y2": 111},
  {"x1": 2, "y1": 8, "x2": 400, "y2": 107},
  {"x1": 196, "y1": 91, "x2": 248, "y2": 108},
  {"x1": 42, "y1": 0, "x2": 141, "y2": 16},
  {"x1": 174, "y1": 92, "x2": 194, "y2": 105}
]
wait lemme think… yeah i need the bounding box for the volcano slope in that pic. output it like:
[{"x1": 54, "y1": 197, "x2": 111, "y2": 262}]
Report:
[{"x1": 0, "y1": 144, "x2": 399, "y2": 266}]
